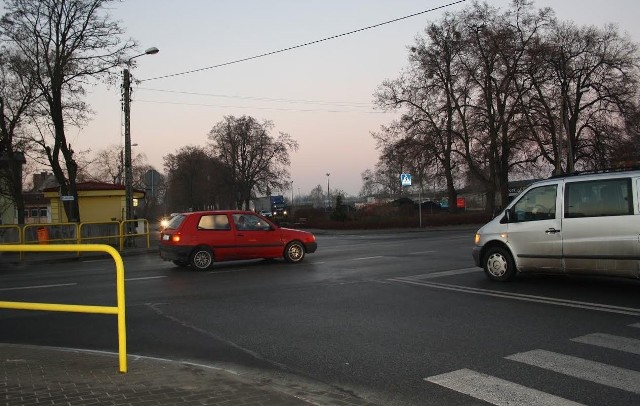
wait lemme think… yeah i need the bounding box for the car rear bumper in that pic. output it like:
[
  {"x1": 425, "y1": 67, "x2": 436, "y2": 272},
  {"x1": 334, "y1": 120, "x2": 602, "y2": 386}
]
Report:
[
  {"x1": 305, "y1": 242, "x2": 318, "y2": 254},
  {"x1": 159, "y1": 244, "x2": 193, "y2": 262}
]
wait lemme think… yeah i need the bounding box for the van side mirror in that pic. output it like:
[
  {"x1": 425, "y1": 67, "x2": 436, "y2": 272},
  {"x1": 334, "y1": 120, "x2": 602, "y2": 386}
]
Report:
[{"x1": 500, "y1": 209, "x2": 512, "y2": 224}]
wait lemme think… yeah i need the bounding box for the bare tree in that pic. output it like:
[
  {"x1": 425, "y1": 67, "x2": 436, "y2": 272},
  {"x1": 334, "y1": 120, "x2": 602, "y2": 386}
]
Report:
[
  {"x1": 0, "y1": 0, "x2": 136, "y2": 222},
  {"x1": 523, "y1": 21, "x2": 640, "y2": 174},
  {"x1": 163, "y1": 145, "x2": 233, "y2": 212},
  {"x1": 207, "y1": 115, "x2": 298, "y2": 209},
  {"x1": 0, "y1": 48, "x2": 39, "y2": 224}
]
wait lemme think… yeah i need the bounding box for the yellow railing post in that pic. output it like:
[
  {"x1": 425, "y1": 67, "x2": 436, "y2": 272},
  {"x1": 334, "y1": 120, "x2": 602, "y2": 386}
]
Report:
[{"x1": 0, "y1": 244, "x2": 128, "y2": 373}]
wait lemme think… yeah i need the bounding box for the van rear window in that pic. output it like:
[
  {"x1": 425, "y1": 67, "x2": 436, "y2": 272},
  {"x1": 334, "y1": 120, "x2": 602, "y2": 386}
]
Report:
[{"x1": 565, "y1": 178, "x2": 632, "y2": 218}]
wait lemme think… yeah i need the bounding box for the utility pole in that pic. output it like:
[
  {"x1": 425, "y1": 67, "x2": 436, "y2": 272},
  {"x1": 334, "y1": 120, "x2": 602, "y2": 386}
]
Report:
[
  {"x1": 123, "y1": 68, "x2": 133, "y2": 221},
  {"x1": 121, "y1": 47, "x2": 159, "y2": 223}
]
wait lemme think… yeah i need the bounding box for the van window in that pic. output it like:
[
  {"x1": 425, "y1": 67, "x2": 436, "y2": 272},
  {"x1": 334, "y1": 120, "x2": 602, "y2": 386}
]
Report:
[
  {"x1": 512, "y1": 185, "x2": 557, "y2": 222},
  {"x1": 565, "y1": 178, "x2": 632, "y2": 218}
]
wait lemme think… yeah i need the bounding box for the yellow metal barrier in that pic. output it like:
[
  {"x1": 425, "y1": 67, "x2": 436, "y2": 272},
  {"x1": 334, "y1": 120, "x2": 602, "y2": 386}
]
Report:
[
  {"x1": 0, "y1": 224, "x2": 21, "y2": 244},
  {"x1": 0, "y1": 244, "x2": 128, "y2": 373},
  {"x1": 79, "y1": 221, "x2": 120, "y2": 244},
  {"x1": 119, "y1": 219, "x2": 150, "y2": 251},
  {"x1": 23, "y1": 222, "x2": 79, "y2": 244},
  {"x1": 0, "y1": 225, "x2": 23, "y2": 260}
]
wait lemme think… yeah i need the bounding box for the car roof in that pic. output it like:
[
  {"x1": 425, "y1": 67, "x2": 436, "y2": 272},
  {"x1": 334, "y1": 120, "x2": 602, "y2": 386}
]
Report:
[{"x1": 182, "y1": 210, "x2": 259, "y2": 216}]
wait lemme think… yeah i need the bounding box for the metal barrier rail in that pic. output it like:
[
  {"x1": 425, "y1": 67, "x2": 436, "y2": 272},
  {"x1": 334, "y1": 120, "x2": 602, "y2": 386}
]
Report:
[
  {"x1": 0, "y1": 244, "x2": 128, "y2": 373},
  {"x1": 14, "y1": 221, "x2": 151, "y2": 252},
  {"x1": 119, "y1": 219, "x2": 150, "y2": 251},
  {"x1": 0, "y1": 224, "x2": 21, "y2": 244},
  {"x1": 0, "y1": 225, "x2": 24, "y2": 260},
  {"x1": 23, "y1": 222, "x2": 78, "y2": 244},
  {"x1": 79, "y1": 221, "x2": 120, "y2": 244}
]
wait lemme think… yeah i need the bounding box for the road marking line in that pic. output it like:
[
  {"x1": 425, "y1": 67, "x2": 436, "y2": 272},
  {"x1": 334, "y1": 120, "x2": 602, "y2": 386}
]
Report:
[
  {"x1": 390, "y1": 278, "x2": 640, "y2": 316},
  {"x1": 400, "y1": 268, "x2": 478, "y2": 280},
  {"x1": 571, "y1": 333, "x2": 640, "y2": 355},
  {"x1": 506, "y1": 350, "x2": 640, "y2": 394},
  {"x1": 425, "y1": 368, "x2": 583, "y2": 406},
  {"x1": 408, "y1": 250, "x2": 436, "y2": 255},
  {"x1": 630, "y1": 323, "x2": 640, "y2": 329},
  {"x1": 125, "y1": 276, "x2": 168, "y2": 281},
  {"x1": 0, "y1": 283, "x2": 77, "y2": 291},
  {"x1": 351, "y1": 256, "x2": 384, "y2": 261}
]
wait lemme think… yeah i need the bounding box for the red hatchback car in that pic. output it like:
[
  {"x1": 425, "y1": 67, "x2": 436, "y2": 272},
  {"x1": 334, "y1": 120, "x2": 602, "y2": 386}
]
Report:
[{"x1": 159, "y1": 210, "x2": 317, "y2": 270}]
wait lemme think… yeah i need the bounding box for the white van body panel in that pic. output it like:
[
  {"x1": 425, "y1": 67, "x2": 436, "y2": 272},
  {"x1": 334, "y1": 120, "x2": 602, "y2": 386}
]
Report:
[{"x1": 473, "y1": 170, "x2": 640, "y2": 280}]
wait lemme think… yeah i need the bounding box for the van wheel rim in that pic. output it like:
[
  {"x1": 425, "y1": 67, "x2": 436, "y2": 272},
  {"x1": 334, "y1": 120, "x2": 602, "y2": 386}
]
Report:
[{"x1": 487, "y1": 253, "x2": 507, "y2": 277}]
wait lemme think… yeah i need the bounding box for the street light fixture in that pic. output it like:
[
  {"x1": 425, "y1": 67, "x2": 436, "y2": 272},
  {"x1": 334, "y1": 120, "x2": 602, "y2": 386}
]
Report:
[
  {"x1": 123, "y1": 47, "x2": 158, "y2": 222},
  {"x1": 326, "y1": 173, "x2": 330, "y2": 209}
]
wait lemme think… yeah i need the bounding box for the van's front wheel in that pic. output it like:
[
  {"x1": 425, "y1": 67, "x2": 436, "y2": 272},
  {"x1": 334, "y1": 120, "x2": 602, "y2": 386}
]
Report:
[{"x1": 483, "y1": 246, "x2": 516, "y2": 281}]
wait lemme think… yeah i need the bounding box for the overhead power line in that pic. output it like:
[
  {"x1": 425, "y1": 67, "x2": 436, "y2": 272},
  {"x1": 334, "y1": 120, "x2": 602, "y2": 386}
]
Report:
[
  {"x1": 136, "y1": 99, "x2": 388, "y2": 114},
  {"x1": 141, "y1": 0, "x2": 467, "y2": 82},
  {"x1": 137, "y1": 87, "x2": 373, "y2": 107}
]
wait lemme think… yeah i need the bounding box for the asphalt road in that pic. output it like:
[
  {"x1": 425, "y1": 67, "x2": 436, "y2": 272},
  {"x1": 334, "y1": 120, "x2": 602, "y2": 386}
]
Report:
[{"x1": 1, "y1": 228, "x2": 639, "y2": 405}]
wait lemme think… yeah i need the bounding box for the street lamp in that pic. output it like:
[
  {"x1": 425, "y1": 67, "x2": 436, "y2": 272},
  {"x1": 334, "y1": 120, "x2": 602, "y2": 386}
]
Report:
[
  {"x1": 326, "y1": 173, "x2": 330, "y2": 209},
  {"x1": 290, "y1": 180, "x2": 294, "y2": 207},
  {"x1": 123, "y1": 47, "x2": 159, "y2": 221}
]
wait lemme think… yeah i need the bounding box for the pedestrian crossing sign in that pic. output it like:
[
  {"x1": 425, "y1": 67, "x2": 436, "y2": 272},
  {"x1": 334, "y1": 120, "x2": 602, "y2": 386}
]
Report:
[{"x1": 401, "y1": 173, "x2": 412, "y2": 187}]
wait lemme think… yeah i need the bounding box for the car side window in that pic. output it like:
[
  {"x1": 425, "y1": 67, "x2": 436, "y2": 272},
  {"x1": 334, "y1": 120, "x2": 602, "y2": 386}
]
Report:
[
  {"x1": 197, "y1": 215, "x2": 231, "y2": 230},
  {"x1": 233, "y1": 214, "x2": 270, "y2": 231},
  {"x1": 565, "y1": 179, "x2": 632, "y2": 218},
  {"x1": 512, "y1": 185, "x2": 557, "y2": 222}
]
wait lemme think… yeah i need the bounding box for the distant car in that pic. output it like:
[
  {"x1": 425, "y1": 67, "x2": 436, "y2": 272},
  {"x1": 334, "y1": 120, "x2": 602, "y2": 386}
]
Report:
[
  {"x1": 259, "y1": 210, "x2": 272, "y2": 217},
  {"x1": 158, "y1": 210, "x2": 317, "y2": 270}
]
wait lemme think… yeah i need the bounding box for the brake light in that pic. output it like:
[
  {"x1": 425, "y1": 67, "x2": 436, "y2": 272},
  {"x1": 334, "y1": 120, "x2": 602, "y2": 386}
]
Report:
[{"x1": 172, "y1": 233, "x2": 181, "y2": 242}]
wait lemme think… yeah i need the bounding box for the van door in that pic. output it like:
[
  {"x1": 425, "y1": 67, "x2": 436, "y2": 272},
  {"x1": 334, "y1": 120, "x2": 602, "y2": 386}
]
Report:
[
  {"x1": 562, "y1": 178, "x2": 638, "y2": 277},
  {"x1": 507, "y1": 184, "x2": 563, "y2": 272}
]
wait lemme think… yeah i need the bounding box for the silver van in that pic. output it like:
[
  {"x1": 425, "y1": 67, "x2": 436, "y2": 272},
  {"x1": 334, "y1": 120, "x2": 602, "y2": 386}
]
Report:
[{"x1": 472, "y1": 170, "x2": 640, "y2": 281}]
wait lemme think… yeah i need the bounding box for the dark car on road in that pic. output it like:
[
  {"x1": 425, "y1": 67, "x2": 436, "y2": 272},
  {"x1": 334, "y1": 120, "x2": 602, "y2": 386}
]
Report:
[{"x1": 159, "y1": 210, "x2": 317, "y2": 270}]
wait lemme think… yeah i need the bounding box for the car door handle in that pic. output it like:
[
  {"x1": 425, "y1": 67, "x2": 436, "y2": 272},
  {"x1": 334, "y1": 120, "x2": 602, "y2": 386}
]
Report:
[{"x1": 545, "y1": 228, "x2": 561, "y2": 234}]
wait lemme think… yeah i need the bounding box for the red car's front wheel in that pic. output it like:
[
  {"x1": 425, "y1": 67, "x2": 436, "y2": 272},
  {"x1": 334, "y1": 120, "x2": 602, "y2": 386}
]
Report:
[{"x1": 284, "y1": 241, "x2": 305, "y2": 263}]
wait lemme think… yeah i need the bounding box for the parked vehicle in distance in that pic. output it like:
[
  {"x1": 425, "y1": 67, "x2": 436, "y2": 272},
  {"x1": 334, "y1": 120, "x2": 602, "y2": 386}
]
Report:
[
  {"x1": 159, "y1": 210, "x2": 317, "y2": 270},
  {"x1": 473, "y1": 169, "x2": 640, "y2": 281},
  {"x1": 259, "y1": 210, "x2": 272, "y2": 217}
]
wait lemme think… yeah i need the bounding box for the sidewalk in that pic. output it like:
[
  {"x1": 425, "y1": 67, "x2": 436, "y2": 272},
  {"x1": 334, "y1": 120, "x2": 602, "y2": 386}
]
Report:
[{"x1": 1, "y1": 343, "x2": 376, "y2": 406}]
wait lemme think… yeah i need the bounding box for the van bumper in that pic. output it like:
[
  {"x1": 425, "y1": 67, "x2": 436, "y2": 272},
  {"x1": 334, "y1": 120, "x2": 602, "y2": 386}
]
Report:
[{"x1": 472, "y1": 246, "x2": 482, "y2": 267}]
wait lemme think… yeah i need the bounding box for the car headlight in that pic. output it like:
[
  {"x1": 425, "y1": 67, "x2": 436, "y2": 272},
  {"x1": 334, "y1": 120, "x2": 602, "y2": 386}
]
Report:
[{"x1": 160, "y1": 218, "x2": 169, "y2": 228}]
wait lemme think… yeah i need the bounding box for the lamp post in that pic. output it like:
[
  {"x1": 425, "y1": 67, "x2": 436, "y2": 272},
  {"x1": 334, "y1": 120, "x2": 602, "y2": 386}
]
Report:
[
  {"x1": 326, "y1": 173, "x2": 330, "y2": 209},
  {"x1": 123, "y1": 47, "x2": 159, "y2": 221},
  {"x1": 290, "y1": 181, "x2": 294, "y2": 207}
]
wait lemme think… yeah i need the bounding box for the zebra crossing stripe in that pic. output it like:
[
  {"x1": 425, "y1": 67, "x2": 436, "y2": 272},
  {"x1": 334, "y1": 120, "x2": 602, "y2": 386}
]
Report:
[
  {"x1": 425, "y1": 368, "x2": 584, "y2": 406},
  {"x1": 571, "y1": 333, "x2": 640, "y2": 355},
  {"x1": 506, "y1": 350, "x2": 640, "y2": 394},
  {"x1": 631, "y1": 323, "x2": 640, "y2": 329}
]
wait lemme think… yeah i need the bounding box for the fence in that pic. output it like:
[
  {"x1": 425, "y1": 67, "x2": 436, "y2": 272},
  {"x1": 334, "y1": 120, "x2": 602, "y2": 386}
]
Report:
[
  {"x1": 2, "y1": 220, "x2": 151, "y2": 259},
  {"x1": 0, "y1": 244, "x2": 128, "y2": 373}
]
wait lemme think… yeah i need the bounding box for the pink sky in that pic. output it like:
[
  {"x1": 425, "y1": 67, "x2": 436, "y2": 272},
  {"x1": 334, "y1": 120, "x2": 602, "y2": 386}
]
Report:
[{"x1": 75, "y1": 0, "x2": 640, "y2": 196}]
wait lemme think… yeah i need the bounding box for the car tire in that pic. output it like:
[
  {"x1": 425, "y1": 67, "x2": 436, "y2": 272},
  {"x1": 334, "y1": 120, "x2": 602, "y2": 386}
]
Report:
[
  {"x1": 483, "y1": 246, "x2": 516, "y2": 281},
  {"x1": 172, "y1": 260, "x2": 188, "y2": 267},
  {"x1": 190, "y1": 247, "x2": 213, "y2": 270},
  {"x1": 284, "y1": 241, "x2": 305, "y2": 263}
]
